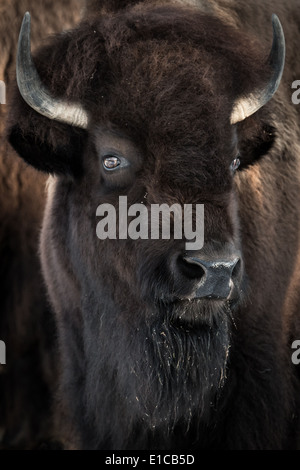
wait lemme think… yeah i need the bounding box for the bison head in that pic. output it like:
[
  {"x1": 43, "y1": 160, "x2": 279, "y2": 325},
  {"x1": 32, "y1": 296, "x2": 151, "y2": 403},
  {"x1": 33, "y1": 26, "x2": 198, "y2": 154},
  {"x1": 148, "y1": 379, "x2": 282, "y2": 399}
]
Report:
[{"x1": 8, "y1": 5, "x2": 285, "y2": 448}]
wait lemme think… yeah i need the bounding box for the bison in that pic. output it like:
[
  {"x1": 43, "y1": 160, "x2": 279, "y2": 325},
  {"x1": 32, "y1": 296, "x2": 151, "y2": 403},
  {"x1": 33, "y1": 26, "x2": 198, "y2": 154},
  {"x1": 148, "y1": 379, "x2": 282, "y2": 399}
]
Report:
[
  {"x1": 6, "y1": 0, "x2": 300, "y2": 450},
  {"x1": 0, "y1": 0, "x2": 84, "y2": 449}
]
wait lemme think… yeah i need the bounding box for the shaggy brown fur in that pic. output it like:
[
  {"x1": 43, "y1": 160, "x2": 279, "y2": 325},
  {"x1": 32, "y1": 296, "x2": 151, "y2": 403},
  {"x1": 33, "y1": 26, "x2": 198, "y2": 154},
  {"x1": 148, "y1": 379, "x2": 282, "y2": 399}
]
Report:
[
  {"x1": 0, "y1": 0, "x2": 84, "y2": 449},
  {"x1": 7, "y1": 0, "x2": 300, "y2": 449}
]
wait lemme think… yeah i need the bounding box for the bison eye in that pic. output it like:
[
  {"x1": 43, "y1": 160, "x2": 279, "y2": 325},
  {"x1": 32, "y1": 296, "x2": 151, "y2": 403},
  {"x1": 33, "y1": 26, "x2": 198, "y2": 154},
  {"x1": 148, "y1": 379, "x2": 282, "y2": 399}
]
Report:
[
  {"x1": 230, "y1": 157, "x2": 241, "y2": 173},
  {"x1": 102, "y1": 155, "x2": 131, "y2": 172},
  {"x1": 103, "y1": 156, "x2": 121, "y2": 170}
]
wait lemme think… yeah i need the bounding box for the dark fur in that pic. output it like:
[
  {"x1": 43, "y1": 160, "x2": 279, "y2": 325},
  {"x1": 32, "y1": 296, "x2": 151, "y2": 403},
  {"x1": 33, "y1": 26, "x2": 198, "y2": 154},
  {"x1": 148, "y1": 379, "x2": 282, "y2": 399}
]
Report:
[
  {"x1": 0, "y1": 0, "x2": 84, "y2": 449},
  {"x1": 7, "y1": 0, "x2": 300, "y2": 449}
]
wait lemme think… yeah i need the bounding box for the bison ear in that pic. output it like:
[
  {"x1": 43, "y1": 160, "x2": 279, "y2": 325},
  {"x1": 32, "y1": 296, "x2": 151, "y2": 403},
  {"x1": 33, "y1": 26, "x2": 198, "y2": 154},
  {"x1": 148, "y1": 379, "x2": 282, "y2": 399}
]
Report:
[
  {"x1": 8, "y1": 118, "x2": 87, "y2": 177},
  {"x1": 237, "y1": 117, "x2": 276, "y2": 169}
]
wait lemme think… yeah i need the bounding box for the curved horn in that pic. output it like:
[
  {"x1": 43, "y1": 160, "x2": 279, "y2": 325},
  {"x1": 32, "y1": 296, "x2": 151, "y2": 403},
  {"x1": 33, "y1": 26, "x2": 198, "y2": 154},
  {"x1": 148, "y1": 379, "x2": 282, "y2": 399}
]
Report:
[
  {"x1": 17, "y1": 12, "x2": 89, "y2": 129},
  {"x1": 230, "y1": 14, "x2": 285, "y2": 125}
]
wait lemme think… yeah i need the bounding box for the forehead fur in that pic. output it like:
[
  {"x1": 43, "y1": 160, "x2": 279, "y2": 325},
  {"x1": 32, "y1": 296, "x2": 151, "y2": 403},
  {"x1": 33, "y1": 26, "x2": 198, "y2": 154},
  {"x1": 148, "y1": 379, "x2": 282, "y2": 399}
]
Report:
[
  {"x1": 12, "y1": 3, "x2": 271, "y2": 182},
  {"x1": 34, "y1": 4, "x2": 269, "y2": 119}
]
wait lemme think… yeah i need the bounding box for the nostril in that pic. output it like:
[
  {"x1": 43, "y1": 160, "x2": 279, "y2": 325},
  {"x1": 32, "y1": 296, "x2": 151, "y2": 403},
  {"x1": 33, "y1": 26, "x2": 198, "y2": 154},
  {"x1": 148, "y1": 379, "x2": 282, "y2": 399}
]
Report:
[
  {"x1": 177, "y1": 255, "x2": 206, "y2": 280},
  {"x1": 231, "y1": 258, "x2": 241, "y2": 280}
]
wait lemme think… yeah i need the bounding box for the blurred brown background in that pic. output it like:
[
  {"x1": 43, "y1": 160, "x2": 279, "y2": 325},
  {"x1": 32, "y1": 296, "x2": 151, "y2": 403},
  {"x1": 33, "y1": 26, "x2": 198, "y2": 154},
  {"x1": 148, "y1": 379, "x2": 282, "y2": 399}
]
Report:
[{"x1": 0, "y1": 0, "x2": 84, "y2": 449}]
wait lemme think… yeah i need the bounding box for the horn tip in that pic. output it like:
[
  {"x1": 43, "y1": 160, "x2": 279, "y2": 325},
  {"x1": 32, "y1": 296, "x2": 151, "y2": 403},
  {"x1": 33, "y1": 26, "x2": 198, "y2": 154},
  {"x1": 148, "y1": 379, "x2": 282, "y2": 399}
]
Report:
[
  {"x1": 271, "y1": 13, "x2": 284, "y2": 40},
  {"x1": 270, "y1": 12, "x2": 286, "y2": 71},
  {"x1": 22, "y1": 11, "x2": 31, "y2": 27}
]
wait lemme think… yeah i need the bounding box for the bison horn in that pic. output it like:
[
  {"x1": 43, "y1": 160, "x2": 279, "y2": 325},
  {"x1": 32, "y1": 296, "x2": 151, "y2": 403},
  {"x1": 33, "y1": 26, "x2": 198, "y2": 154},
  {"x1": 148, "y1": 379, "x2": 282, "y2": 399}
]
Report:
[
  {"x1": 17, "y1": 12, "x2": 89, "y2": 129},
  {"x1": 230, "y1": 14, "x2": 285, "y2": 124}
]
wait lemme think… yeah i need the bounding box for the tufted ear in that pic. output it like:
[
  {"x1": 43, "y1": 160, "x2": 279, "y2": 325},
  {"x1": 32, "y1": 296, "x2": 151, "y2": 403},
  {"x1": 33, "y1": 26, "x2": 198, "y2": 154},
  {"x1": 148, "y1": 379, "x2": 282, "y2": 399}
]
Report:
[
  {"x1": 8, "y1": 96, "x2": 87, "y2": 177},
  {"x1": 7, "y1": 95, "x2": 87, "y2": 177},
  {"x1": 236, "y1": 115, "x2": 276, "y2": 170}
]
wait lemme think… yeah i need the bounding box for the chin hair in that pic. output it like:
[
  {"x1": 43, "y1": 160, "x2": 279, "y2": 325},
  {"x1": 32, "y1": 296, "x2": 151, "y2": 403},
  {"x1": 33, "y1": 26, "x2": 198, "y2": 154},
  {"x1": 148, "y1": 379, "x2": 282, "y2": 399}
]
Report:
[{"x1": 128, "y1": 302, "x2": 232, "y2": 434}]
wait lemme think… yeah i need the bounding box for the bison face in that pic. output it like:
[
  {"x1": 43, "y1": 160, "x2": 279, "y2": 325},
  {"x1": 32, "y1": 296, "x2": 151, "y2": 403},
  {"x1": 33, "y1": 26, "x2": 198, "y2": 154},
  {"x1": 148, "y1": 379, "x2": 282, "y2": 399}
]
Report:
[
  {"x1": 83, "y1": 123, "x2": 244, "y2": 327},
  {"x1": 8, "y1": 6, "x2": 284, "y2": 444}
]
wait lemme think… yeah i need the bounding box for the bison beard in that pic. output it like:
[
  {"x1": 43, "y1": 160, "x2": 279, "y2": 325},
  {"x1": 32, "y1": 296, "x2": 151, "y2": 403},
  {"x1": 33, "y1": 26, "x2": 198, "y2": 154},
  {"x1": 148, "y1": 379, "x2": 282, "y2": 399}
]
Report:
[{"x1": 81, "y1": 293, "x2": 230, "y2": 449}]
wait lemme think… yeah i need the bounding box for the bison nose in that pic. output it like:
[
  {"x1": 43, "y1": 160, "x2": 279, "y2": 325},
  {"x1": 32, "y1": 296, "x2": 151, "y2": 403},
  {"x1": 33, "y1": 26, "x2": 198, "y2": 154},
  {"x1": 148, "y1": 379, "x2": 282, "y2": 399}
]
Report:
[{"x1": 181, "y1": 256, "x2": 241, "y2": 300}]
